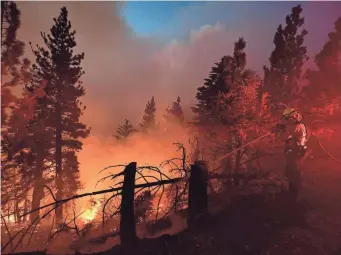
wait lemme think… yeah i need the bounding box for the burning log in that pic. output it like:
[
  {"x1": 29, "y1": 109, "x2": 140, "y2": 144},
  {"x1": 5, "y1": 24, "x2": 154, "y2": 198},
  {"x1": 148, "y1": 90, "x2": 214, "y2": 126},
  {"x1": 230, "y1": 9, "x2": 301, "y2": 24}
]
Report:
[
  {"x1": 119, "y1": 162, "x2": 138, "y2": 247},
  {"x1": 187, "y1": 160, "x2": 208, "y2": 227}
]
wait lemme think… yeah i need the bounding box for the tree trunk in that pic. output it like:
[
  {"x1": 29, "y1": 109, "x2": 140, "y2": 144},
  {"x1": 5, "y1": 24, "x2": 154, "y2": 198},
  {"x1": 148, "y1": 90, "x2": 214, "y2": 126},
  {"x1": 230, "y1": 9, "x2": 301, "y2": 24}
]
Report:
[
  {"x1": 23, "y1": 196, "x2": 29, "y2": 223},
  {"x1": 1, "y1": 2, "x2": 4, "y2": 43},
  {"x1": 235, "y1": 149, "x2": 242, "y2": 172},
  {"x1": 55, "y1": 97, "x2": 63, "y2": 225},
  {"x1": 120, "y1": 162, "x2": 137, "y2": 248},
  {"x1": 30, "y1": 179, "x2": 43, "y2": 223},
  {"x1": 188, "y1": 160, "x2": 208, "y2": 227},
  {"x1": 11, "y1": 172, "x2": 19, "y2": 223},
  {"x1": 30, "y1": 149, "x2": 44, "y2": 223},
  {"x1": 225, "y1": 132, "x2": 234, "y2": 171},
  {"x1": 256, "y1": 148, "x2": 262, "y2": 171},
  {"x1": 14, "y1": 196, "x2": 19, "y2": 223}
]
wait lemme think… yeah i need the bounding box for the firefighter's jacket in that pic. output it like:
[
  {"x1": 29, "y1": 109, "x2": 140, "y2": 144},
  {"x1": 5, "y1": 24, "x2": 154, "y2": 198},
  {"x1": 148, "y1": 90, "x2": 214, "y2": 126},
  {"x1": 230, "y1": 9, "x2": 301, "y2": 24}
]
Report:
[{"x1": 278, "y1": 117, "x2": 308, "y2": 148}]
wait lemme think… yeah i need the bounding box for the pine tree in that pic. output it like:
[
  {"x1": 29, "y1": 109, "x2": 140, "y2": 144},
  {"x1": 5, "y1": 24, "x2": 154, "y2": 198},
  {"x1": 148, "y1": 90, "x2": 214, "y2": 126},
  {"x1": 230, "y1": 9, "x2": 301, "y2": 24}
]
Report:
[
  {"x1": 140, "y1": 96, "x2": 157, "y2": 132},
  {"x1": 1, "y1": 1, "x2": 24, "y2": 74},
  {"x1": 1, "y1": 70, "x2": 53, "y2": 222},
  {"x1": 164, "y1": 96, "x2": 185, "y2": 124},
  {"x1": 114, "y1": 119, "x2": 137, "y2": 141},
  {"x1": 192, "y1": 38, "x2": 246, "y2": 125},
  {"x1": 192, "y1": 38, "x2": 247, "y2": 172},
  {"x1": 31, "y1": 7, "x2": 90, "y2": 224},
  {"x1": 192, "y1": 57, "x2": 229, "y2": 124},
  {"x1": 303, "y1": 16, "x2": 341, "y2": 109},
  {"x1": 1, "y1": 1, "x2": 31, "y2": 124},
  {"x1": 1, "y1": 86, "x2": 53, "y2": 222},
  {"x1": 62, "y1": 151, "x2": 82, "y2": 198},
  {"x1": 263, "y1": 4, "x2": 308, "y2": 106}
]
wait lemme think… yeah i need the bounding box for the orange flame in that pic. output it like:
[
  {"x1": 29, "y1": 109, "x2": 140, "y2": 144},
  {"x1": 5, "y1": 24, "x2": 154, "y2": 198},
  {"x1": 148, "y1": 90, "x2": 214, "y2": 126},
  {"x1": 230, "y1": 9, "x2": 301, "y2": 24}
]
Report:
[{"x1": 81, "y1": 199, "x2": 101, "y2": 223}]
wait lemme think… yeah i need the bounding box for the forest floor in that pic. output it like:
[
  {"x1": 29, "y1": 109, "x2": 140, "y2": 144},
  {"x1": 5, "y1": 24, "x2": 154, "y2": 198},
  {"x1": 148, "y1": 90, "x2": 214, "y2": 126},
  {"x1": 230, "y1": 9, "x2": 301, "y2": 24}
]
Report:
[
  {"x1": 97, "y1": 141, "x2": 341, "y2": 255},
  {"x1": 9, "y1": 135, "x2": 341, "y2": 255}
]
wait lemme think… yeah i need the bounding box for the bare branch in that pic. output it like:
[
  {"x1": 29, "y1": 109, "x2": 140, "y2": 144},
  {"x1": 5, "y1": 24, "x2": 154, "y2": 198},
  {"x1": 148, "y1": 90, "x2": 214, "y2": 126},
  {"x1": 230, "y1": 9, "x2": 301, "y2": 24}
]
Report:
[
  {"x1": 159, "y1": 143, "x2": 189, "y2": 178},
  {"x1": 46, "y1": 212, "x2": 84, "y2": 244},
  {"x1": 160, "y1": 159, "x2": 182, "y2": 175},
  {"x1": 110, "y1": 204, "x2": 121, "y2": 218},
  {"x1": 135, "y1": 170, "x2": 151, "y2": 184},
  {"x1": 19, "y1": 177, "x2": 184, "y2": 220},
  {"x1": 1, "y1": 214, "x2": 13, "y2": 251},
  {"x1": 2, "y1": 220, "x2": 28, "y2": 252},
  {"x1": 102, "y1": 191, "x2": 122, "y2": 228},
  {"x1": 27, "y1": 218, "x2": 40, "y2": 246},
  {"x1": 10, "y1": 216, "x2": 41, "y2": 253},
  {"x1": 47, "y1": 213, "x2": 55, "y2": 241},
  {"x1": 160, "y1": 180, "x2": 189, "y2": 220},
  {"x1": 95, "y1": 171, "x2": 122, "y2": 188},
  {"x1": 137, "y1": 166, "x2": 172, "y2": 181},
  {"x1": 43, "y1": 185, "x2": 57, "y2": 202},
  {"x1": 160, "y1": 158, "x2": 182, "y2": 168},
  {"x1": 155, "y1": 184, "x2": 165, "y2": 220},
  {"x1": 98, "y1": 165, "x2": 126, "y2": 175},
  {"x1": 150, "y1": 184, "x2": 162, "y2": 197},
  {"x1": 72, "y1": 210, "x2": 81, "y2": 238},
  {"x1": 135, "y1": 174, "x2": 161, "y2": 184}
]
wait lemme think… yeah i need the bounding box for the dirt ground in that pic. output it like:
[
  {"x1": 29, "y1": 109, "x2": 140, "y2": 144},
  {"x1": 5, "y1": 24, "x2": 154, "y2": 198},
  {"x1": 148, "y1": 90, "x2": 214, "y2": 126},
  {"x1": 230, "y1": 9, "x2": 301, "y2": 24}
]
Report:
[
  {"x1": 188, "y1": 161, "x2": 337, "y2": 255},
  {"x1": 91, "y1": 150, "x2": 340, "y2": 255},
  {"x1": 7, "y1": 135, "x2": 341, "y2": 255},
  {"x1": 106, "y1": 137, "x2": 341, "y2": 255}
]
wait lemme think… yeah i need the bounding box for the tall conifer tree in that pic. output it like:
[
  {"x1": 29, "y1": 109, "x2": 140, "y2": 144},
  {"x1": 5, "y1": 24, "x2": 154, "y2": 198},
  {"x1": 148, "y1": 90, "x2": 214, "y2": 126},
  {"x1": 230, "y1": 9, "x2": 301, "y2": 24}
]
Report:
[
  {"x1": 140, "y1": 96, "x2": 157, "y2": 132},
  {"x1": 263, "y1": 5, "x2": 308, "y2": 106},
  {"x1": 31, "y1": 7, "x2": 90, "y2": 224}
]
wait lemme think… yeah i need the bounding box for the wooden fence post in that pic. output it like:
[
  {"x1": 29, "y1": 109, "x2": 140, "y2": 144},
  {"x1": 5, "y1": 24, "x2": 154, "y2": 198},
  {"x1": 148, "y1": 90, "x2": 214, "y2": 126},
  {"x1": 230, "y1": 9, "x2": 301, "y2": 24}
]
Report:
[
  {"x1": 187, "y1": 160, "x2": 208, "y2": 227},
  {"x1": 120, "y1": 162, "x2": 138, "y2": 247}
]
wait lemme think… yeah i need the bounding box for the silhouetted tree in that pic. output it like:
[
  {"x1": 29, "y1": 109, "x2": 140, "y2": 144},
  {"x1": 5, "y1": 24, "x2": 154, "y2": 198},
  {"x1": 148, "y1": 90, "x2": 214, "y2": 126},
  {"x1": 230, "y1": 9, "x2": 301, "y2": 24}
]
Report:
[
  {"x1": 140, "y1": 96, "x2": 157, "y2": 132},
  {"x1": 263, "y1": 4, "x2": 308, "y2": 107},
  {"x1": 30, "y1": 7, "x2": 90, "y2": 224},
  {"x1": 114, "y1": 119, "x2": 137, "y2": 140},
  {"x1": 62, "y1": 151, "x2": 82, "y2": 198},
  {"x1": 192, "y1": 57, "x2": 229, "y2": 125},
  {"x1": 1, "y1": 1, "x2": 31, "y2": 124},
  {"x1": 192, "y1": 37, "x2": 273, "y2": 174},
  {"x1": 1, "y1": 85, "x2": 52, "y2": 223},
  {"x1": 192, "y1": 38, "x2": 246, "y2": 125},
  {"x1": 1, "y1": 1, "x2": 24, "y2": 75},
  {"x1": 164, "y1": 96, "x2": 185, "y2": 124},
  {"x1": 222, "y1": 70, "x2": 270, "y2": 171},
  {"x1": 303, "y1": 16, "x2": 341, "y2": 109}
]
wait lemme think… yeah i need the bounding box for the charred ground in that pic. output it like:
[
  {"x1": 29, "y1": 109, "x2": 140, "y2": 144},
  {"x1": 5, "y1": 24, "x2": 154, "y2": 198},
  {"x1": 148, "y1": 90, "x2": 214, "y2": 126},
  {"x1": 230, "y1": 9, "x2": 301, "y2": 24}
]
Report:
[{"x1": 9, "y1": 148, "x2": 341, "y2": 255}]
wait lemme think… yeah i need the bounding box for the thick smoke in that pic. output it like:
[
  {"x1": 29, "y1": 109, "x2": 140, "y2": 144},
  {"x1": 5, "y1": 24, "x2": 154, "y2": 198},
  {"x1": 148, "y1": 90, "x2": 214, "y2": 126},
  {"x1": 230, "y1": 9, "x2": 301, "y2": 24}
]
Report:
[
  {"x1": 7, "y1": 2, "x2": 340, "y2": 253},
  {"x1": 16, "y1": 1, "x2": 340, "y2": 137}
]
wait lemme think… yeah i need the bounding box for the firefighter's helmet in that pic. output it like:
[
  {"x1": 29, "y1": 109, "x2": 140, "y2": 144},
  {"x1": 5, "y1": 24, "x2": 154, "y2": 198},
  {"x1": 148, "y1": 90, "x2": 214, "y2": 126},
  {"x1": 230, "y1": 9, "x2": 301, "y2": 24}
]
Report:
[{"x1": 282, "y1": 107, "x2": 302, "y2": 122}]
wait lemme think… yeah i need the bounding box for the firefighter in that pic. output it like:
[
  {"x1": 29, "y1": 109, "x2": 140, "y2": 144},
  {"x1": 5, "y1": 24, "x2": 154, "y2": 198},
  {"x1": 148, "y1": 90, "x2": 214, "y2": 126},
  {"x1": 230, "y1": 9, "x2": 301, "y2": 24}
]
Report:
[{"x1": 271, "y1": 107, "x2": 308, "y2": 199}]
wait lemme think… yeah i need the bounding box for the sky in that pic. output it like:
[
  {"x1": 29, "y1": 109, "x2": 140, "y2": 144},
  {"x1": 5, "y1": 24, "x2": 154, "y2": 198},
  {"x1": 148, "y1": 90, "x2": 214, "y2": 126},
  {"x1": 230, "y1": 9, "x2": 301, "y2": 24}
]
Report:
[
  {"x1": 121, "y1": 1, "x2": 196, "y2": 38},
  {"x1": 15, "y1": 1, "x2": 341, "y2": 138},
  {"x1": 122, "y1": 1, "x2": 340, "y2": 47}
]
